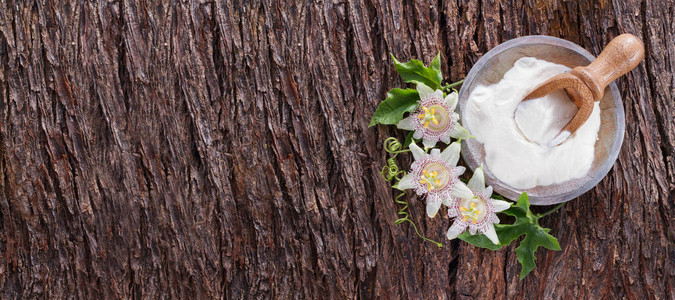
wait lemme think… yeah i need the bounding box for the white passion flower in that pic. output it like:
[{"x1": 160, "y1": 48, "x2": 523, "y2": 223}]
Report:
[
  {"x1": 397, "y1": 83, "x2": 470, "y2": 148},
  {"x1": 446, "y1": 166, "x2": 511, "y2": 245},
  {"x1": 395, "y1": 141, "x2": 468, "y2": 218}
]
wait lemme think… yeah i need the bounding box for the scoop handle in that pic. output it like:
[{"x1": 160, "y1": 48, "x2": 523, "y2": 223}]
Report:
[{"x1": 571, "y1": 33, "x2": 645, "y2": 101}]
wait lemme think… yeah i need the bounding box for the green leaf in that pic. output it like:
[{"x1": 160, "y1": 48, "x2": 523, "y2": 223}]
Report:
[
  {"x1": 458, "y1": 226, "x2": 504, "y2": 250},
  {"x1": 430, "y1": 53, "x2": 441, "y2": 73},
  {"x1": 507, "y1": 193, "x2": 561, "y2": 279},
  {"x1": 514, "y1": 224, "x2": 560, "y2": 279},
  {"x1": 491, "y1": 194, "x2": 506, "y2": 200},
  {"x1": 403, "y1": 132, "x2": 415, "y2": 148},
  {"x1": 391, "y1": 53, "x2": 443, "y2": 90},
  {"x1": 369, "y1": 88, "x2": 419, "y2": 127},
  {"x1": 457, "y1": 193, "x2": 562, "y2": 280}
]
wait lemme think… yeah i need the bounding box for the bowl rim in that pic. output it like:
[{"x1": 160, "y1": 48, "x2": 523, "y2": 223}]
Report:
[{"x1": 458, "y1": 35, "x2": 625, "y2": 205}]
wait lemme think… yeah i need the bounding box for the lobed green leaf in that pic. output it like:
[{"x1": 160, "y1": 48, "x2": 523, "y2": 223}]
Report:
[
  {"x1": 508, "y1": 193, "x2": 562, "y2": 279},
  {"x1": 515, "y1": 223, "x2": 561, "y2": 279}
]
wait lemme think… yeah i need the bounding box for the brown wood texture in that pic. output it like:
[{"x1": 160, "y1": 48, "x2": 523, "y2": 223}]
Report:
[{"x1": 0, "y1": 0, "x2": 672, "y2": 299}]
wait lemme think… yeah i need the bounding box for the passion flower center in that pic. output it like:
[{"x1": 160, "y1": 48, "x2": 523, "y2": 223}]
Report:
[
  {"x1": 459, "y1": 197, "x2": 487, "y2": 224},
  {"x1": 419, "y1": 162, "x2": 451, "y2": 191},
  {"x1": 417, "y1": 104, "x2": 449, "y2": 131}
]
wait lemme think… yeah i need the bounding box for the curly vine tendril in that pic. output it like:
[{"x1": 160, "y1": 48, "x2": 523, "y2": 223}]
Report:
[
  {"x1": 380, "y1": 137, "x2": 443, "y2": 248},
  {"x1": 380, "y1": 138, "x2": 407, "y2": 181}
]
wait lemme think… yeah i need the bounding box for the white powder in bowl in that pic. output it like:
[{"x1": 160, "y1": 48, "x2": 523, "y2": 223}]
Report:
[{"x1": 464, "y1": 57, "x2": 601, "y2": 189}]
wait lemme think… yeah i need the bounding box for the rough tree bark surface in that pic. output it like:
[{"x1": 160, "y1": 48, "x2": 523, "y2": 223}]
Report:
[{"x1": 0, "y1": 0, "x2": 673, "y2": 299}]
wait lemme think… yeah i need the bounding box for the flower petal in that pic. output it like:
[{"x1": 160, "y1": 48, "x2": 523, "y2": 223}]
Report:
[
  {"x1": 433, "y1": 89, "x2": 444, "y2": 100},
  {"x1": 413, "y1": 130, "x2": 423, "y2": 139},
  {"x1": 467, "y1": 166, "x2": 485, "y2": 192},
  {"x1": 440, "y1": 134, "x2": 451, "y2": 144},
  {"x1": 451, "y1": 182, "x2": 473, "y2": 199},
  {"x1": 409, "y1": 142, "x2": 426, "y2": 161},
  {"x1": 416, "y1": 83, "x2": 434, "y2": 100},
  {"x1": 445, "y1": 92, "x2": 458, "y2": 111},
  {"x1": 430, "y1": 148, "x2": 441, "y2": 158},
  {"x1": 446, "y1": 221, "x2": 468, "y2": 240},
  {"x1": 396, "y1": 116, "x2": 416, "y2": 131},
  {"x1": 482, "y1": 224, "x2": 500, "y2": 245},
  {"x1": 440, "y1": 142, "x2": 461, "y2": 166},
  {"x1": 483, "y1": 186, "x2": 493, "y2": 198},
  {"x1": 396, "y1": 173, "x2": 416, "y2": 190},
  {"x1": 447, "y1": 205, "x2": 458, "y2": 218},
  {"x1": 491, "y1": 199, "x2": 511, "y2": 212},
  {"x1": 442, "y1": 195, "x2": 454, "y2": 207},
  {"x1": 414, "y1": 186, "x2": 427, "y2": 196},
  {"x1": 453, "y1": 166, "x2": 466, "y2": 176},
  {"x1": 422, "y1": 137, "x2": 437, "y2": 149},
  {"x1": 426, "y1": 195, "x2": 443, "y2": 218},
  {"x1": 448, "y1": 123, "x2": 471, "y2": 140}
]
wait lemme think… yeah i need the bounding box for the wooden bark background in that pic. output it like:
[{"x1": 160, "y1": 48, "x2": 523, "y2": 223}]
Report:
[{"x1": 0, "y1": 0, "x2": 672, "y2": 298}]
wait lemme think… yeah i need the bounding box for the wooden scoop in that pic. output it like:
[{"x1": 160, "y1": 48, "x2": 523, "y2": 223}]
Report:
[{"x1": 522, "y1": 33, "x2": 645, "y2": 147}]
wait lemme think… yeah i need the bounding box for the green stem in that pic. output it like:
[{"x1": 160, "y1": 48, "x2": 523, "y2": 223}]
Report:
[
  {"x1": 441, "y1": 79, "x2": 464, "y2": 91},
  {"x1": 538, "y1": 203, "x2": 565, "y2": 218},
  {"x1": 381, "y1": 137, "x2": 443, "y2": 248},
  {"x1": 393, "y1": 191, "x2": 443, "y2": 248}
]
